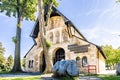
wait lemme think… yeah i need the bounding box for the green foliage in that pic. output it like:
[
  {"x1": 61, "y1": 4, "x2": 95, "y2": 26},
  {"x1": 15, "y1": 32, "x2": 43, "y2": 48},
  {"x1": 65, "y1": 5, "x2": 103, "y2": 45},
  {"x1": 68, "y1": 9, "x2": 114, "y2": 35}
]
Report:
[
  {"x1": 0, "y1": 76, "x2": 40, "y2": 80},
  {"x1": 0, "y1": 0, "x2": 37, "y2": 21},
  {"x1": 102, "y1": 45, "x2": 120, "y2": 69},
  {"x1": 0, "y1": 54, "x2": 6, "y2": 64},
  {"x1": 0, "y1": 55, "x2": 14, "y2": 72},
  {"x1": 60, "y1": 76, "x2": 78, "y2": 80},
  {"x1": 43, "y1": 0, "x2": 59, "y2": 7},
  {"x1": 43, "y1": 0, "x2": 59, "y2": 26},
  {"x1": 0, "y1": 42, "x2": 14, "y2": 72},
  {"x1": 0, "y1": 42, "x2": 6, "y2": 67},
  {"x1": 22, "y1": 58, "x2": 26, "y2": 68},
  {"x1": 0, "y1": 42, "x2": 5, "y2": 55},
  {"x1": 0, "y1": 42, "x2": 6, "y2": 72},
  {"x1": 116, "y1": 0, "x2": 120, "y2": 2},
  {"x1": 98, "y1": 74, "x2": 120, "y2": 80},
  {"x1": 7, "y1": 55, "x2": 13, "y2": 68},
  {"x1": 46, "y1": 39, "x2": 52, "y2": 48},
  {"x1": 0, "y1": 0, "x2": 38, "y2": 72},
  {"x1": 12, "y1": 36, "x2": 17, "y2": 43}
]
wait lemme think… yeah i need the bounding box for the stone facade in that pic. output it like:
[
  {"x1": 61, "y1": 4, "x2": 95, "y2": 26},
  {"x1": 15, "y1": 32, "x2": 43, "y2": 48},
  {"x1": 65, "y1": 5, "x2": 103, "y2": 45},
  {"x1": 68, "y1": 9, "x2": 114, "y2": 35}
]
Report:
[{"x1": 24, "y1": 9, "x2": 106, "y2": 74}]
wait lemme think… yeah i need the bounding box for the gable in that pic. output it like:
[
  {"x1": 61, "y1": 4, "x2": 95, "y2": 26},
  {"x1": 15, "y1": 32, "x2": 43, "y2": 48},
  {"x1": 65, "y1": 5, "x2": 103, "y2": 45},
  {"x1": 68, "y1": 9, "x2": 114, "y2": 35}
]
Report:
[
  {"x1": 48, "y1": 16, "x2": 65, "y2": 30},
  {"x1": 30, "y1": 6, "x2": 86, "y2": 39},
  {"x1": 29, "y1": 6, "x2": 106, "y2": 59}
]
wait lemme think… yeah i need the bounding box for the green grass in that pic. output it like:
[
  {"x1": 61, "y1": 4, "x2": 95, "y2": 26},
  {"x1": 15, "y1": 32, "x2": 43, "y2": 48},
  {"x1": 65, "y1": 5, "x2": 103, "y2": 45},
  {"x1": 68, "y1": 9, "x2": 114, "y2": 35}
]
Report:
[
  {"x1": 0, "y1": 71, "x2": 10, "y2": 74},
  {"x1": 1, "y1": 73, "x2": 120, "y2": 80},
  {"x1": 58, "y1": 76, "x2": 78, "y2": 80},
  {"x1": 97, "y1": 74, "x2": 120, "y2": 80},
  {"x1": 0, "y1": 76, "x2": 40, "y2": 80}
]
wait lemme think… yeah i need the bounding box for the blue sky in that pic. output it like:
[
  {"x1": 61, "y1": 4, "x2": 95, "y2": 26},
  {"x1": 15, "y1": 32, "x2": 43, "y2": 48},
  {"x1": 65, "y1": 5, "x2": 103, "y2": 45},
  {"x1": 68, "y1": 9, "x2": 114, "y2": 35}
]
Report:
[{"x1": 0, "y1": 0, "x2": 120, "y2": 58}]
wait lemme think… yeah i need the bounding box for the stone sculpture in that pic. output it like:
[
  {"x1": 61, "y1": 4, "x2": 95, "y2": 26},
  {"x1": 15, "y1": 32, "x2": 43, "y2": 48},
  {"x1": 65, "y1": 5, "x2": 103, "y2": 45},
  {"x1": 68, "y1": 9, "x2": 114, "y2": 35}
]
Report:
[{"x1": 52, "y1": 59, "x2": 79, "y2": 76}]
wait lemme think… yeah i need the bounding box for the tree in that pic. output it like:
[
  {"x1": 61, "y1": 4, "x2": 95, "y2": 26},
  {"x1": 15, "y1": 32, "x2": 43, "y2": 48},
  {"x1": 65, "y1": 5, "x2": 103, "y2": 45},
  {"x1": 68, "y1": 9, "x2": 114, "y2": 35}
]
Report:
[
  {"x1": 7, "y1": 55, "x2": 13, "y2": 69},
  {"x1": 3, "y1": 55, "x2": 14, "y2": 71},
  {"x1": 102, "y1": 45, "x2": 120, "y2": 69},
  {"x1": 22, "y1": 58, "x2": 26, "y2": 69},
  {"x1": 0, "y1": 42, "x2": 6, "y2": 64},
  {"x1": 38, "y1": 0, "x2": 58, "y2": 73},
  {"x1": 0, "y1": 42, "x2": 5, "y2": 55},
  {"x1": 117, "y1": 0, "x2": 120, "y2": 2},
  {"x1": 0, "y1": 0, "x2": 37, "y2": 72},
  {"x1": 0, "y1": 42, "x2": 6, "y2": 71}
]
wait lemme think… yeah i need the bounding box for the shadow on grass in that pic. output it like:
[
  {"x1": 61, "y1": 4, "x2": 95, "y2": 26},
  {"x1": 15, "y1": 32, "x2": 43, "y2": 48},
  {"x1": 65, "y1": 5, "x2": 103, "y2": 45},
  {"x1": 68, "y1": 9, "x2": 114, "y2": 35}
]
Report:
[{"x1": 0, "y1": 76, "x2": 40, "y2": 80}]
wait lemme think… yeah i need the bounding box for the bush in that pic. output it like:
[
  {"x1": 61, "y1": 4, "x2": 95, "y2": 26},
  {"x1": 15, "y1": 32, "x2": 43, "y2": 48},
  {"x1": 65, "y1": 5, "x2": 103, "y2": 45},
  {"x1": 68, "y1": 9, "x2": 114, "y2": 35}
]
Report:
[{"x1": 0, "y1": 63, "x2": 12, "y2": 72}]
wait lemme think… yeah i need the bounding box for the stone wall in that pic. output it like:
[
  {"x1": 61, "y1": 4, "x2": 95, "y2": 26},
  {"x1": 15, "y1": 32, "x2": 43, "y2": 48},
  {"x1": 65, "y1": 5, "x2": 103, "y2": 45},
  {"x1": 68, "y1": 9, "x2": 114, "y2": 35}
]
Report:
[{"x1": 25, "y1": 16, "x2": 106, "y2": 74}]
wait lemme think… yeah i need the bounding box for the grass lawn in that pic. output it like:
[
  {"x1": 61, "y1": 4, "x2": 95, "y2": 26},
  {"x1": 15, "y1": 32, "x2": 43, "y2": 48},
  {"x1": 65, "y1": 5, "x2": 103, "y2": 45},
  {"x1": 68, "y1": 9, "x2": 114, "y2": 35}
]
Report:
[
  {"x1": 0, "y1": 71, "x2": 10, "y2": 74},
  {"x1": 98, "y1": 74, "x2": 120, "y2": 80},
  {"x1": 1, "y1": 73, "x2": 120, "y2": 80},
  {"x1": 60, "y1": 76, "x2": 78, "y2": 80},
  {"x1": 0, "y1": 76, "x2": 40, "y2": 80}
]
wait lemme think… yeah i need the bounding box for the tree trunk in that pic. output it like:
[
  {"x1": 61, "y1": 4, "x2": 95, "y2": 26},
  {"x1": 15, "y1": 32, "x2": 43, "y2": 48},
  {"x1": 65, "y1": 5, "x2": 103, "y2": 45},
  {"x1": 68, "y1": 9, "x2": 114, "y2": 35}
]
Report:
[
  {"x1": 38, "y1": 0, "x2": 52, "y2": 73},
  {"x1": 11, "y1": 16, "x2": 22, "y2": 72}
]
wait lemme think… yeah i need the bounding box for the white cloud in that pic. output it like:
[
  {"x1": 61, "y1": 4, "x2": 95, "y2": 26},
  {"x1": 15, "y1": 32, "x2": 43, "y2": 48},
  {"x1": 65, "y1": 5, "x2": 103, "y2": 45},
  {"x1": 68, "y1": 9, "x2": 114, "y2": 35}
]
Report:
[
  {"x1": 80, "y1": 1, "x2": 120, "y2": 49},
  {"x1": 81, "y1": 25, "x2": 120, "y2": 49},
  {"x1": 85, "y1": 9, "x2": 100, "y2": 16},
  {"x1": 98, "y1": 3, "x2": 120, "y2": 20}
]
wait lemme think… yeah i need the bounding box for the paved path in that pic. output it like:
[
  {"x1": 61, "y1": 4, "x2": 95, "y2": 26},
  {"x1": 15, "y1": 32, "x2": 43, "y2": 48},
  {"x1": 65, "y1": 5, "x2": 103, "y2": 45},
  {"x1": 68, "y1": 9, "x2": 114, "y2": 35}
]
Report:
[
  {"x1": 79, "y1": 76, "x2": 102, "y2": 80},
  {"x1": 0, "y1": 72, "x2": 41, "y2": 78},
  {"x1": 40, "y1": 74, "x2": 102, "y2": 80},
  {"x1": 40, "y1": 76, "x2": 102, "y2": 80},
  {"x1": 0, "y1": 73, "x2": 102, "y2": 80}
]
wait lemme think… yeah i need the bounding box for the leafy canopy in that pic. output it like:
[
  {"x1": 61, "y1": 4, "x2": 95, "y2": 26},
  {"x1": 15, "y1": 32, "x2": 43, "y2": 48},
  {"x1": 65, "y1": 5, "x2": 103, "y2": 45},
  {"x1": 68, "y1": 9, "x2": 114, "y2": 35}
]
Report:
[
  {"x1": 0, "y1": 42, "x2": 6, "y2": 65},
  {"x1": 102, "y1": 45, "x2": 120, "y2": 66},
  {"x1": 7, "y1": 55, "x2": 13, "y2": 66},
  {"x1": 0, "y1": 42, "x2": 5, "y2": 55},
  {"x1": 0, "y1": 0, "x2": 38, "y2": 21},
  {"x1": 43, "y1": 0, "x2": 59, "y2": 7}
]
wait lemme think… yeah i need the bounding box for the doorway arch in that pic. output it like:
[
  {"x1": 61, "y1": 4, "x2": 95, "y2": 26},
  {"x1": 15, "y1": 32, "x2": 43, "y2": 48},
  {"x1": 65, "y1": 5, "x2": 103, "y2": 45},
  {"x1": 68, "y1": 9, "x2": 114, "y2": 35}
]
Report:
[
  {"x1": 53, "y1": 48, "x2": 65, "y2": 65},
  {"x1": 39, "y1": 51, "x2": 46, "y2": 73}
]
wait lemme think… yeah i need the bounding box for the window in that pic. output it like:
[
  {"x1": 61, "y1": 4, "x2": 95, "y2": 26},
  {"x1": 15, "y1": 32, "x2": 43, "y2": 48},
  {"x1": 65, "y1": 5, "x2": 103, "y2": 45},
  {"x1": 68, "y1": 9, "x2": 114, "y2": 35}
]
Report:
[
  {"x1": 55, "y1": 31, "x2": 60, "y2": 43},
  {"x1": 49, "y1": 32, "x2": 53, "y2": 42},
  {"x1": 82, "y1": 56, "x2": 88, "y2": 67},
  {"x1": 76, "y1": 57, "x2": 80, "y2": 62},
  {"x1": 28, "y1": 60, "x2": 31, "y2": 68},
  {"x1": 31, "y1": 60, "x2": 34, "y2": 68},
  {"x1": 62, "y1": 29, "x2": 68, "y2": 42},
  {"x1": 76, "y1": 57, "x2": 81, "y2": 67},
  {"x1": 28, "y1": 60, "x2": 34, "y2": 68}
]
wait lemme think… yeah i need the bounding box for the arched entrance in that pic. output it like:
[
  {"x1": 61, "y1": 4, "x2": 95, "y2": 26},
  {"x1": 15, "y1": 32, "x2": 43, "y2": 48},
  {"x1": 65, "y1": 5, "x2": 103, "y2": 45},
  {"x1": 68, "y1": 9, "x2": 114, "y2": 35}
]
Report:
[
  {"x1": 53, "y1": 48, "x2": 65, "y2": 65},
  {"x1": 39, "y1": 51, "x2": 46, "y2": 73}
]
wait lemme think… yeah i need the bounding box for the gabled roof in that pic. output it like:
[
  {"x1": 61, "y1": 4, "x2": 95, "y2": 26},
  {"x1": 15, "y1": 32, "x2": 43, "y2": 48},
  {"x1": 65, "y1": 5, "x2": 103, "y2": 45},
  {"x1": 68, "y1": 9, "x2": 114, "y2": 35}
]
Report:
[
  {"x1": 25, "y1": 6, "x2": 106, "y2": 59},
  {"x1": 73, "y1": 35, "x2": 106, "y2": 59},
  {"x1": 30, "y1": 6, "x2": 87, "y2": 41}
]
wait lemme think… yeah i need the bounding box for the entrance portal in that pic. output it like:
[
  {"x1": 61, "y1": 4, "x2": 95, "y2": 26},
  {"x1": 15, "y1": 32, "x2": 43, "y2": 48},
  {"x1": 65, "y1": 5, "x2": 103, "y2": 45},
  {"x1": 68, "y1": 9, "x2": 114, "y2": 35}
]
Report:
[{"x1": 53, "y1": 48, "x2": 65, "y2": 65}]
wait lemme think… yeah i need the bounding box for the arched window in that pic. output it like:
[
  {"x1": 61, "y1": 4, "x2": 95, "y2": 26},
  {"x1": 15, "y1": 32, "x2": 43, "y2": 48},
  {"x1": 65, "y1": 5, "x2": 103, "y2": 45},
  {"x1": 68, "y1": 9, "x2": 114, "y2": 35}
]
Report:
[
  {"x1": 76, "y1": 57, "x2": 81, "y2": 67},
  {"x1": 55, "y1": 31, "x2": 60, "y2": 43},
  {"x1": 49, "y1": 32, "x2": 53, "y2": 42},
  {"x1": 62, "y1": 29, "x2": 68, "y2": 42},
  {"x1": 82, "y1": 56, "x2": 88, "y2": 67},
  {"x1": 76, "y1": 57, "x2": 80, "y2": 61}
]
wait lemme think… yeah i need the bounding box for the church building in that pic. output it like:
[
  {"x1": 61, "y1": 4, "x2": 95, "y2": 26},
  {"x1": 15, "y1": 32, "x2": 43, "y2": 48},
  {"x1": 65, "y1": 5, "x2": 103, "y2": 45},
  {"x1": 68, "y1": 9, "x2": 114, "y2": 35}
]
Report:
[{"x1": 24, "y1": 6, "x2": 106, "y2": 74}]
